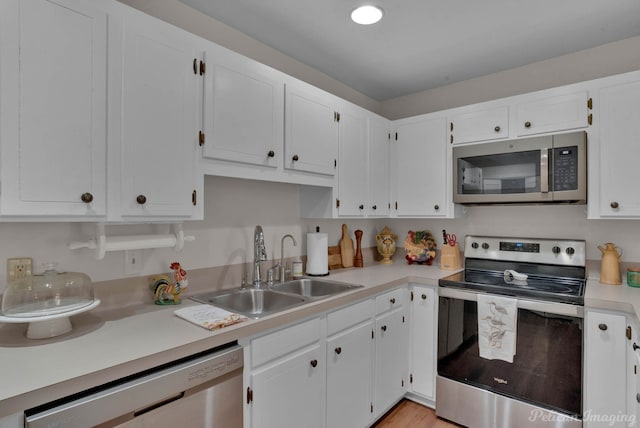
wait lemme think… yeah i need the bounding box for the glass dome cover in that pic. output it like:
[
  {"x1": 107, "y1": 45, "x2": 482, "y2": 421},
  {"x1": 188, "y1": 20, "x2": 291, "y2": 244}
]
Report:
[{"x1": 1, "y1": 263, "x2": 94, "y2": 317}]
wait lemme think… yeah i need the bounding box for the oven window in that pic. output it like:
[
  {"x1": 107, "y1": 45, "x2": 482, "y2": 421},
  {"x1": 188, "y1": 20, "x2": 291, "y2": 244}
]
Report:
[
  {"x1": 457, "y1": 150, "x2": 541, "y2": 196},
  {"x1": 437, "y1": 297, "x2": 582, "y2": 417}
]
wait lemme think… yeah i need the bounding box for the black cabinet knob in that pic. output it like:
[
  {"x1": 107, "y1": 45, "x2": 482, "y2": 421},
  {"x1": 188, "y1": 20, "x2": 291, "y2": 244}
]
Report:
[
  {"x1": 434, "y1": 204, "x2": 440, "y2": 210},
  {"x1": 421, "y1": 294, "x2": 427, "y2": 300},
  {"x1": 136, "y1": 195, "x2": 147, "y2": 205},
  {"x1": 390, "y1": 298, "x2": 396, "y2": 304},
  {"x1": 335, "y1": 347, "x2": 342, "y2": 355},
  {"x1": 610, "y1": 201, "x2": 619, "y2": 209},
  {"x1": 381, "y1": 325, "x2": 387, "y2": 332},
  {"x1": 267, "y1": 150, "x2": 275, "y2": 158},
  {"x1": 598, "y1": 323, "x2": 608, "y2": 331},
  {"x1": 80, "y1": 192, "x2": 94, "y2": 203},
  {"x1": 494, "y1": 126, "x2": 501, "y2": 132},
  {"x1": 634, "y1": 343, "x2": 640, "y2": 351},
  {"x1": 372, "y1": 205, "x2": 377, "y2": 210},
  {"x1": 524, "y1": 121, "x2": 532, "y2": 128},
  {"x1": 359, "y1": 204, "x2": 364, "y2": 210},
  {"x1": 310, "y1": 359, "x2": 318, "y2": 368},
  {"x1": 292, "y1": 154, "x2": 299, "y2": 162}
]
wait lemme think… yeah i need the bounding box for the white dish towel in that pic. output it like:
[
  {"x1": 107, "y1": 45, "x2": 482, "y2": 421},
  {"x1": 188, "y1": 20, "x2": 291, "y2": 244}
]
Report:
[{"x1": 477, "y1": 294, "x2": 518, "y2": 363}]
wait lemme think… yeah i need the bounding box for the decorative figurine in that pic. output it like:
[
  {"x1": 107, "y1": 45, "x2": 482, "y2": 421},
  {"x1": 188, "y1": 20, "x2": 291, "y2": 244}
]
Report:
[
  {"x1": 376, "y1": 226, "x2": 397, "y2": 264},
  {"x1": 150, "y1": 262, "x2": 188, "y2": 305},
  {"x1": 403, "y1": 230, "x2": 437, "y2": 265}
]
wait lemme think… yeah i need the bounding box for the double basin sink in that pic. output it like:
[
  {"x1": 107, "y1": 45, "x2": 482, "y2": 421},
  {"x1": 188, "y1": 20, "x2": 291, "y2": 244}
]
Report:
[{"x1": 190, "y1": 278, "x2": 363, "y2": 318}]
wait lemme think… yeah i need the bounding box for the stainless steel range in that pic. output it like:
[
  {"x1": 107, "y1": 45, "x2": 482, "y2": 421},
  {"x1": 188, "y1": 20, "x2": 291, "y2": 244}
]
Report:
[{"x1": 437, "y1": 235, "x2": 586, "y2": 428}]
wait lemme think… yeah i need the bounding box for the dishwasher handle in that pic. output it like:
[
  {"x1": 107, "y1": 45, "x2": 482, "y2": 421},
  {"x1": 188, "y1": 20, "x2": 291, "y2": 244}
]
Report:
[{"x1": 25, "y1": 344, "x2": 243, "y2": 428}]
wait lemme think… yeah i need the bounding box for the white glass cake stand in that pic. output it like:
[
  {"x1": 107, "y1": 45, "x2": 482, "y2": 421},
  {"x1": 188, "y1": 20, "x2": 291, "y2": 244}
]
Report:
[{"x1": 0, "y1": 299, "x2": 100, "y2": 339}]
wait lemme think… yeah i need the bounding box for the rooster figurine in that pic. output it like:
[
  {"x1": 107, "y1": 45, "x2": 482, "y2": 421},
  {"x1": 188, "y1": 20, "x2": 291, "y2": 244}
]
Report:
[{"x1": 150, "y1": 262, "x2": 189, "y2": 305}]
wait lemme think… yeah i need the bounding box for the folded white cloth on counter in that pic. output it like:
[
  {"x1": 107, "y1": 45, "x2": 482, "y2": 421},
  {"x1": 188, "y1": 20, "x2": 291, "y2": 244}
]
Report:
[
  {"x1": 174, "y1": 304, "x2": 247, "y2": 331},
  {"x1": 477, "y1": 294, "x2": 517, "y2": 363}
]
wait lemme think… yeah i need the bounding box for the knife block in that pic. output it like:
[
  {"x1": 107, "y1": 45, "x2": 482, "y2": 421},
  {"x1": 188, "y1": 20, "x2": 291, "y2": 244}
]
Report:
[{"x1": 440, "y1": 244, "x2": 462, "y2": 270}]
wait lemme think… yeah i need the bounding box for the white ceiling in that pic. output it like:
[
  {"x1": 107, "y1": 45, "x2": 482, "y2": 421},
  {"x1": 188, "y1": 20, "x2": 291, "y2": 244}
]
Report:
[{"x1": 180, "y1": 0, "x2": 640, "y2": 101}]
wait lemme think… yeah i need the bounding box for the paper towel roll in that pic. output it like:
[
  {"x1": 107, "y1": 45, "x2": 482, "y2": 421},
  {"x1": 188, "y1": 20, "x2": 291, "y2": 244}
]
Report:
[{"x1": 306, "y1": 232, "x2": 329, "y2": 276}]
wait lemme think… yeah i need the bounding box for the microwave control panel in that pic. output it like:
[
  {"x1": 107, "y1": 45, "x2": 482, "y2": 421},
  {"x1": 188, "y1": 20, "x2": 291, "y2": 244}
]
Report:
[{"x1": 552, "y1": 146, "x2": 579, "y2": 191}]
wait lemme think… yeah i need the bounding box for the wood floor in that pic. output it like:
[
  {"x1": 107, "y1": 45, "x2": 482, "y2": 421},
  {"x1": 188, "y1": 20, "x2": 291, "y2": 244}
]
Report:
[{"x1": 372, "y1": 400, "x2": 460, "y2": 428}]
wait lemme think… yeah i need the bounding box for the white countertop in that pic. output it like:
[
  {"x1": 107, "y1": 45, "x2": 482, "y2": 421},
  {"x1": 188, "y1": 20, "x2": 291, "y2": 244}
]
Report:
[{"x1": 1, "y1": 262, "x2": 639, "y2": 418}]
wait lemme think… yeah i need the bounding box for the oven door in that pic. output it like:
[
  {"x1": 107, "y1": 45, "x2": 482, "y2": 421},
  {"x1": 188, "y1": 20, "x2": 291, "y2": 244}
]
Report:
[{"x1": 437, "y1": 287, "x2": 583, "y2": 418}]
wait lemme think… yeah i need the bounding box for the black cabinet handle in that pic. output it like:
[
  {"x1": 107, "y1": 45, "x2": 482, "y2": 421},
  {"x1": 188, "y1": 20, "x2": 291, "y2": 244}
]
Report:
[
  {"x1": 267, "y1": 150, "x2": 275, "y2": 158},
  {"x1": 610, "y1": 201, "x2": 619, "y2": 209},
  {"x1": 292, "y1": 154, "x2": 299, "y2": 162},
  {"x1": 136, "y1": 195, "x2": 147, "y2": 205},
  {"x1": 381, "y1": 325, "x2": 387, "y2": 332},
  {"x1": 494, "y1": 126, "x2": 501, "y2": 132},
  {"x1": 524, "y1": 121, "x2": 532, "y2": 128},
  {"x1": 598, "y1": 323, "x2": 608, "y2": 331},
  {"x1": 372, "y1": 205, "x2": 377, "y2": 210},
  {"x1": 390, "y1": 298, "x2": 396, "y2": 304},
  {"x1": 80, "y1": 192, "x2": 94, "y2": 203},
  {"x1": 310, "y1": 359, "x2": 318, "y2": 368},
  {"x1": 434, "y1": 205, "x2": 440, "y2": 210},
  {"x1": 335, "y1": 347, "x2": 342, "y2": 355},
  {"x1": 421, "y1": 294, "x2": 427, "y2": 300},
  {"x1": 359, "y1": 204, "x2": 364, "y2": 210},
  {"x1": 634, "y1": 343, "x2": 640, "y2": 351}
]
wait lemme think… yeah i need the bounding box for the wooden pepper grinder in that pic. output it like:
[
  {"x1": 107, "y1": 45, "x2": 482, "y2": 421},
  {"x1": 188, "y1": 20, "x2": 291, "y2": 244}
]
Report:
[{"x1": 354, "y1": 230, "x2": 364, "y2": 267}]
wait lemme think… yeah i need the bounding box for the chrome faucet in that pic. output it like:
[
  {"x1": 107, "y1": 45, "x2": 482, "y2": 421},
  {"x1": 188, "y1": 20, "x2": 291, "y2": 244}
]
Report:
[
  {"x1": 279, "y1": 234, "x2": 297, "y2": 282},
  {"x1": 253, "y1": 225, "x2": 267, "y2": 287},
  {"x1": 266, "y1": 234, "x2": 297, "y2": 285}
]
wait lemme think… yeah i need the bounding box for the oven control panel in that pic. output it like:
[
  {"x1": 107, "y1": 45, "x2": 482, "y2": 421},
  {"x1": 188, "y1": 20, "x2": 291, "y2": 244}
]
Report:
[{"x1": 464, "y1": 235, "x2": 586, "y2": 267}]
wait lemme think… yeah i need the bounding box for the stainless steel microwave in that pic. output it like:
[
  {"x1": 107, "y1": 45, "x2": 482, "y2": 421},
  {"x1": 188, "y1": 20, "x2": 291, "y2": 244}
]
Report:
[{"x1": 453, "y1": 131, "x2": 587, "y2": 204}]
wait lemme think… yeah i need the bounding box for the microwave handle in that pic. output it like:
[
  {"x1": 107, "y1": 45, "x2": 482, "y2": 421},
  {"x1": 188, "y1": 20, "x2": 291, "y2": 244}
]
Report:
[{"x1": 540, "y1": 149, "x2": 549, "y2": 193}]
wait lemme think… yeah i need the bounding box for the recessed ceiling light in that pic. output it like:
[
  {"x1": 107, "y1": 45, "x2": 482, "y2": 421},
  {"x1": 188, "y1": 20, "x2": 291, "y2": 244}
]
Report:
[{"x1": 351, "y1": 5, "x2": 383, "y2": 25}]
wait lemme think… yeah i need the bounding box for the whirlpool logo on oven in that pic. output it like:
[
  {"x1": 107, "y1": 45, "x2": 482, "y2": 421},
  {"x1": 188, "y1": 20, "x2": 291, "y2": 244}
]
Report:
[{"x1": 493, "y1": 377, "x2": 508, "y2": 384}]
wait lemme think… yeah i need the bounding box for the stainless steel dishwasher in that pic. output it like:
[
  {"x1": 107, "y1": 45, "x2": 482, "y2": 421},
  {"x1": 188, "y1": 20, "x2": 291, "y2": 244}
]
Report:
[{"x1": 24, "y1": 343, "x2": 243, "y2": 428}]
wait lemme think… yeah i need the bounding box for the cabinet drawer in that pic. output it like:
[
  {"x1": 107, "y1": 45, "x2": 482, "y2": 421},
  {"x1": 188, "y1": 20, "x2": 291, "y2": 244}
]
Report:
[
  {"x1": 251, "y1": 317, "x2": 321, "y2": 367},
  {"x1": 375, "y1": 288, "x2": 405, "y2": 315},
  {"x1": 327, "y1": 298, "x2": 374, "y2": 336}
]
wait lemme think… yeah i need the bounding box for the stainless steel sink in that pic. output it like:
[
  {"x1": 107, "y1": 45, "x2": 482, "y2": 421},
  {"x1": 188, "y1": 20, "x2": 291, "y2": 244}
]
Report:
[
  {"x1": 269, "y1": 278, "x2": 362, "y2": 298},
  {"x1": 190, "y1": 288, "x2": 306, "y2": 319}
]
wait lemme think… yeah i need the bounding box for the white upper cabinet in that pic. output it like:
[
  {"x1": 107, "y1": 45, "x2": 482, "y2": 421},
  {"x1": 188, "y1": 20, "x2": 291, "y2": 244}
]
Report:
[
  {"x1": 0, "y1": 0, "x2": 107, "y2": 217},
  {"x1": 393, "y1": 115, "x2": 450, "y2": 217},
  {"x1": 449, "y1": 105, "x2": 509, "y2": 145},
  {"x1": 285, "y1": 82, "x2": 339, "y2": 176},
  {"x1": 368, "y1": 116, "x2": 392, "y2": 217},
  {"x1": 515, "y1": 91, "x2": 590, "y2": 136},
  {"x1": 202, "y1": 45, "x2": 284, "y2": 168},
  {"x1": 113, "y1": 10, "x2": 202, "y2": 218},
  {"x1": 337, "y1": 105, "x2": 368, "y2": 216},
  {"x1": 594, "y1": 76, "x2": 640, "y2": 217}
]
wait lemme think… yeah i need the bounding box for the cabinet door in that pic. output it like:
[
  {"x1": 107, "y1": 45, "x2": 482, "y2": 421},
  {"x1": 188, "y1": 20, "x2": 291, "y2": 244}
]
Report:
[
  {"x1": 285, "y1": 83, "x2": 338, "y2": 175},
  {"x1": 394, "y1": 117, "x2": 447, "y2": 216},
  {"x1": 337, "y1": 106, "x2": 367, "y2": 216},
  {"x1": 449, "y1": 106, "x2": 509, "y2": 144},
  {"x1": 516, "y1": 92, "x2": 589, "y2": 136},
  {"x1": 584, "y1": 310, "x2": 628, "y2": 428},
  {"x1": 410, "y1": 286, "x2": 436, "y2": 401},
  {"x1": 369, "y1": 116, "x2": 391, "y2": 217},
  {"x1": 203, "y1": 47, "x2": 284, "y2": 168},
  {"x1": 326, "y1": 322, "x2": 374, "y2": 428},
  {"x1": 375, "y1": 308, "x2": 409, "y2": 415},
  {"x1": 0, "y1": 0, "x2": 107, "y2": 217},
  {"x1": 118, "y1": 15, "x2": 200, "y2": 217},
  {"x1": 249, "y1": 346, "x2": 324, "y2": 428},
  {"x1": 598, "y1": 80, "x2": 640, "y2": 217}
]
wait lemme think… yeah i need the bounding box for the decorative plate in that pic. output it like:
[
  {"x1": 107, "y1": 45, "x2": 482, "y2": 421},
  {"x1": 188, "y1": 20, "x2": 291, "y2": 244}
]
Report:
[{"x1": 403, "y1": 230, "x2": 437, "y2": 265}]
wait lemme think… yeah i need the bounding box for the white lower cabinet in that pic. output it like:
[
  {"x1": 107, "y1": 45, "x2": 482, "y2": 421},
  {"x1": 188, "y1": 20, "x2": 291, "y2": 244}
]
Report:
[
  {"x1": 243, "y1": 317, "x2": 324, "y2": 428},
  {"x1": 326, "y1": 299, "x2": 375, "y2": 428},
  {"x1": 408, "y1": 285, "x2": 437, "y2": 402},
  {"x1": 374, "y1": 288, "x2": 409, "y2": 415},
  {"x1": 243, "y1": 286, "x2": 413, "y2": 428},
  {"x1": 584, "y1": 309, "x2": 630, "y2": 428}
]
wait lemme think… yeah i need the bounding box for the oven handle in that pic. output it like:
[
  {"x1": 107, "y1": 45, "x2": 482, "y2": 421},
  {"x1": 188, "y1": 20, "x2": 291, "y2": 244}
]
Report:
[{"x1": 438, "y1": 287, "x2": 583, "y2": 318}]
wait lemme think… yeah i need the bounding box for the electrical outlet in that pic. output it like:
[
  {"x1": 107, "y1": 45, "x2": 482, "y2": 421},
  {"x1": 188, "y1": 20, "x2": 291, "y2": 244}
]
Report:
[
  {"x1": 7, "y1": 257, "x2": 33, "y2": 283},
  {"x1": 124, "y1": 250, "x2": 143, "y2": 275}
]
